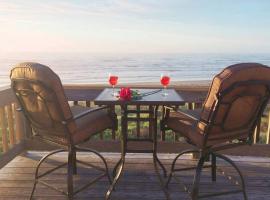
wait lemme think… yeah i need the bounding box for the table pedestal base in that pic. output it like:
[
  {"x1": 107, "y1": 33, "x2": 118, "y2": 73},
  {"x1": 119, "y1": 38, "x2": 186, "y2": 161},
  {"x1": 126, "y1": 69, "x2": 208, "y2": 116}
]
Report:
[{"x1": 106, "y1": 105, "x2": 170, "y2": 200}]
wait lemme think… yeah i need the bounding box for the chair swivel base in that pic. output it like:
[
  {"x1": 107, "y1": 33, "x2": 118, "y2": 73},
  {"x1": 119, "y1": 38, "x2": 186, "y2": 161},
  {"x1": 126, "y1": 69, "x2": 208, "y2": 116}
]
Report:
[
  {"x1": 166, "y1": 149, "x2": 247, "y2": 200},
  {"x1": 30, "y1": 147, "x2": 111, "y2": 200}
]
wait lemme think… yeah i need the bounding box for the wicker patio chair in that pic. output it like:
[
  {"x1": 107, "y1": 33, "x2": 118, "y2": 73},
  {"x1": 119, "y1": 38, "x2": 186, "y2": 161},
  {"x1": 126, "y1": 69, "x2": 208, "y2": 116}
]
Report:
[
  {"x1": 161, "y1": 63, "x2": 270, "y2": 199},
  {"x1": 10, "y1": 62, "x2": 117, "y2": 200}
]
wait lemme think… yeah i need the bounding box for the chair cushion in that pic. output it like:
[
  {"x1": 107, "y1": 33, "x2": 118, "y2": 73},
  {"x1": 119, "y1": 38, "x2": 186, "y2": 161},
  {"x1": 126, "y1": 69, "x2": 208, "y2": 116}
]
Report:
[
  {"x1": 165, "y1": 110, "x2": 205, "y2": 147},
  {"x1": 201, "y1": 63, "x2": 270, "y2": 122},
  {"x1": 165, "y1": 109, "x2": 250, "y2": 148},
  {"x1": 199, "y1": 63, "x2": 270, "y2": 140},
  {"x1": 35, "y1": 105, "x2": 115, "y2": 145},
  {"x1": 71, "y1": 106, "x2": 114, "y2": 145},
  {"x1": 10, "y1": 62, "x2": 73, "y2": 130}
]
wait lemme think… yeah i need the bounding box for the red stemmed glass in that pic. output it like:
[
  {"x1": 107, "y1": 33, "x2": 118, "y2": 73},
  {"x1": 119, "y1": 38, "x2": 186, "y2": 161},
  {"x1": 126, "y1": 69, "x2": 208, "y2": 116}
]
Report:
[
  {"x1": 108, "y1": 74, "x2": 118, "y2": 96},
  {"x1": 160, "y1": 74, "x2": 170, "y2": 96}
]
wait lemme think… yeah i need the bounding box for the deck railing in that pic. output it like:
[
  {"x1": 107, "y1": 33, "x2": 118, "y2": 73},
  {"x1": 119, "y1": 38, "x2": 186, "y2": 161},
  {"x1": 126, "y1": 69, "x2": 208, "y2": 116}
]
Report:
[
  {"x1": 0, "y1": 86, "x2": 27, "y2": 153},
  {"x1": 0, "y1": 83, "x2": 270, "y2": 167},
  {"x1": 64, "y1": 84, "x2": 208, "y2": 141},
  {"x1": 64, "y1": 84, "x2": 270, "y2": 144}
]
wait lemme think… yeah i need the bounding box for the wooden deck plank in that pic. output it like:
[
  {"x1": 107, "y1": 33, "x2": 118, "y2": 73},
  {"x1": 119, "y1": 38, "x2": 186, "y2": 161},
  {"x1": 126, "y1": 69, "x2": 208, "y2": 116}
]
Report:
[{"x1": 0, "y1": 152, "x2": 270, "y2": 200}]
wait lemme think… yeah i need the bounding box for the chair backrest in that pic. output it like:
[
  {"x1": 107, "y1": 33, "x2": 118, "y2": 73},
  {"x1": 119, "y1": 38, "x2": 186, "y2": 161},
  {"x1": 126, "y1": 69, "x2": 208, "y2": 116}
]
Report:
[
  {"x1": 10, "y1": 62, "x2": 74, "y2": 141},
  {"x1": 198, "y1": 63, "x2": 270, "y2": 146}
]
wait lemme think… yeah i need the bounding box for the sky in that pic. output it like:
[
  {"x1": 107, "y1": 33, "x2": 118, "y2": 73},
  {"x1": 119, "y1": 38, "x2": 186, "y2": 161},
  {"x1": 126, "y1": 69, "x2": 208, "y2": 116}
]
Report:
[{"x1": 0, "y1": 0, "x2": 270, "y2": 54}]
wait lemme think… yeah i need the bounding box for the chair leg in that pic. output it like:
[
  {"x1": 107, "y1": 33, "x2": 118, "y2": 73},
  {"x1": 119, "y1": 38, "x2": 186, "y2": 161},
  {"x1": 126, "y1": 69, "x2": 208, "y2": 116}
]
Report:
[
  {"x1": 166, "y1": 149, "x2": 199, "y2": 188},
  {"x1": 30, "y1": 172, "x2": 39, "y2": 200},
  {"x1": 94, "y1": 150, "x2": 112, "y2": 184},
  {"x1": 166, "y1": 152, "x2": 182, "y2": 188},
  {"x1": 211, "y1": 153, "x2": 216, "y2": 182},
  {"x1": 113, "y1": 158, "x2": 122, "y2": 178},
  {"x1": 191, "y1": 155, "x2": 206, "y2": 200},
  {"x1": 106, "y1": 156, "x2": 125, "y2": 200},
  {"x1": 213, "y1": 152, "x2": 248, "y2": 200},
  {"x1": 72, "y1": 150, "x2": 77, "y2": 175},
  {"x1": 30, "y1": 149, "x2": 66, "y2": 200},
  {"x1": 67, "y1": 150, "x2": 74, "y2": 200},
  {"x1": 76, "y1": 147, "x2": 112, "y2": 184}
]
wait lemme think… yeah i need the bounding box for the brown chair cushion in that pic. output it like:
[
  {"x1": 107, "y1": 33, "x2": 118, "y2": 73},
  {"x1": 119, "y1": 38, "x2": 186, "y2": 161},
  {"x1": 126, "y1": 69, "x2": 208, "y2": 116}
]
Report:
[
  {"x1": 165, "y1": 110, "x2": 205, "y2": 147},
  {"x1": 33, "y1": 105, "x2": 114, "y2": 145},
  {"x1": 10, "y1": 62, "x2": 73, "y2": 130},
  {"x1": 165, "y1": 110, "x2": 249, "y2": 148},
  {"x1": 71, "y1": 106, "x2": 114, "y2": 145},
  {"x1": 199, "y1": 63, "x2": 270, "y2": 139},
  {"x1": 201, "y1": 63, "x2": 270, "y2": 122}
]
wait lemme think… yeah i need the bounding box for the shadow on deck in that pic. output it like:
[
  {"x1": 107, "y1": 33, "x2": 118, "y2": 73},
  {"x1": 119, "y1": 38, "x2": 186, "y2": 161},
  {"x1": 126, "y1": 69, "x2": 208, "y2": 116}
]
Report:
[{"x1": 0, "y1": 152, "x2": 269, "y2": 200}]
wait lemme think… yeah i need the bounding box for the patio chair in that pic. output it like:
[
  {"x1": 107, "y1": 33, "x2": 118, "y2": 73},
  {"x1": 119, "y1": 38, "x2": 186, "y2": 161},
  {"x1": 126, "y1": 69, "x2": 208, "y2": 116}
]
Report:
[
  {"x1": 10, "y1": 62, "x2": 117, "y2": 200},
  {"x1": 161, "y1": 63, "x2": 270, "y2": 199}
]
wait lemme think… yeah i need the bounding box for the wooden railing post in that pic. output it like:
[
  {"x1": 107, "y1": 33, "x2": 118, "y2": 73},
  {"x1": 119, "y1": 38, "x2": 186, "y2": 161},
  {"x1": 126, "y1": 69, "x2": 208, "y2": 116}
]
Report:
[
  {"x1": 111, "y1": 105, "x2": 116, "y2": 140},
  {"x1": 254, "y1": 118, "x2": 262, "y2": 144},
  {"x1": 266, "y1": 109, "x2": 270, "y2": 144},
  {"x1": 136, "y1": 105, "x2": 140, "y2": 138},
  {"x1": 6, "y1": 104, "x2": 15, "y2": 147},
  {"x1": 14, "y1": 103, "x2": 23, "y2": 143},
  {"x1": 149, "y1": 105, "x2": 153, "y2": 138},
  {"x1": 188, "y1": 102, "x2": 193, "y2": 110},
  {"x1": 161, "y1": 106, "x2": 166, "y2": 141},
  {"x1": 0, "y1": 107, "x2": 8, "y2": 152}
]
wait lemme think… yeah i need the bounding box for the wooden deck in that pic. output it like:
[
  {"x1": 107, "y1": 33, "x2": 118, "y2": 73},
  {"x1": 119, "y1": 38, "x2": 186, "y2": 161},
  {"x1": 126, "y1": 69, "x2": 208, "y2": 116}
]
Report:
[{"x1": 0, "y1": 152, "x2": 270, "y2": 200}]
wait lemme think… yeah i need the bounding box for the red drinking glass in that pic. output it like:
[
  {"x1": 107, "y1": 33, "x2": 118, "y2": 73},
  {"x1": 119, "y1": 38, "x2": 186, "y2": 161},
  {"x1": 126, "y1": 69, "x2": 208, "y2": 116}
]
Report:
[
  {"x1": 108, "y1": 74, "x2": 118, "y2": 96},
  {"x1": 160, "y1": 74, "x2": 170, "y2": 96}
]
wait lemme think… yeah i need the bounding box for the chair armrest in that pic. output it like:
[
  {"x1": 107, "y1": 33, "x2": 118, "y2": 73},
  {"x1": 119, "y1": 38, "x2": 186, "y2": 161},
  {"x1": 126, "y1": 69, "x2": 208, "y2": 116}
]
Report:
[
  {"x1": 73, "y1": 106, "x2": 109, "y2": 120},
  {"x1": 163, "y1": 105, "x2": 176, "y2": 110},
  {"x1": 178, "y1": 109, "x2": 201, "y2": 121},
  {"x1": 163, "y1": 105, "x2": 202, "y2": 121},
  {"x1": 160, "y1": 106, "x2": 176, "y2": 131},
  {"x1": 62, "y1": 106, "x2": 109, "y2": 125},
  {"x1": 162, "y1": 106, "x2": 177, "y2": 119}
]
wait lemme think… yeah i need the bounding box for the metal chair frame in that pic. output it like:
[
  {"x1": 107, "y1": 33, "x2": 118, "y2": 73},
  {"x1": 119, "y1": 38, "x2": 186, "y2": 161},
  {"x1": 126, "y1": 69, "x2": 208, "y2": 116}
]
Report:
[
  {"x1": 164, "y1": 80, "x2": 270, "y2": 200},
  {"x1": 11, "y1": 78, "x2": 114, "y2": 200}
]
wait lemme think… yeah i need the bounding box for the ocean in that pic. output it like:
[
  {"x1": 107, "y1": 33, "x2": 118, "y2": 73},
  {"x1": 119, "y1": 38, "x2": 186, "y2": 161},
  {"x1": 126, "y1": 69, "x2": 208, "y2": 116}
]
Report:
[{"x1": 1, "y1": 53, "x2": 270, "y2": 87}]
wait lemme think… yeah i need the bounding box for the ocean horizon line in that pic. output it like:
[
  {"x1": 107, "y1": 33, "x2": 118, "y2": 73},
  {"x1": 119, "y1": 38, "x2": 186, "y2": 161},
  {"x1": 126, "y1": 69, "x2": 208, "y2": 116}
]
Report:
[{"x1": 1, "y1": 53, "x2": 269, "y2": 87}]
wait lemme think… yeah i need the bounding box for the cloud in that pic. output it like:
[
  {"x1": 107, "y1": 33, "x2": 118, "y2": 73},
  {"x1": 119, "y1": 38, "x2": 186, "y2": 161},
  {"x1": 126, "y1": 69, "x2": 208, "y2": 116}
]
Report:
[
  {"x1": 1, "y1": 0, "x2": 269, "y2": 54},
  {"x1": 0, "y1": 0, "x2": 157, "y2": 18}
]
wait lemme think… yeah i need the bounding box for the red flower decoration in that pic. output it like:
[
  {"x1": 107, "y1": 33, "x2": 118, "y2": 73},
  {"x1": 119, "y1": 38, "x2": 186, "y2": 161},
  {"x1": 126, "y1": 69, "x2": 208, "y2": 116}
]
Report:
[{"x1": 119, "y1": 87, "x2": 131, "y2": 100}]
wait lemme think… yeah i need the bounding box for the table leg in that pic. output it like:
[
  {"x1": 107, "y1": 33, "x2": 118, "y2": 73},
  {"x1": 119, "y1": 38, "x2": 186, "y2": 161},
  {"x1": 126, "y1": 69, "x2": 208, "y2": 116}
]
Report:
[
  {"x1": 112, "y1": 157, "x2": 122, "y2": 178},
  {"x1": 153, "y1": 153, "x2": 167, "y2": 177},
  {"x1": 153, "y1": 156, "x2": 170, "y2": 200},
  {"x1": 152, "y1": 105, "x2": 170, "y2": 200},
  {"x1": 106, "y1": 105, "x2": 127, "y2": 200}
]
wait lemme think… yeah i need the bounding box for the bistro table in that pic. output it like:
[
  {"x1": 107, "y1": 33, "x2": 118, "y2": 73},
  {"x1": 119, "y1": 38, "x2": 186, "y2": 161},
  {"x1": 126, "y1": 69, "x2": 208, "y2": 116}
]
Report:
[{"x1": 94, "y1": 88, "x2": 184, "y2": 200}]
